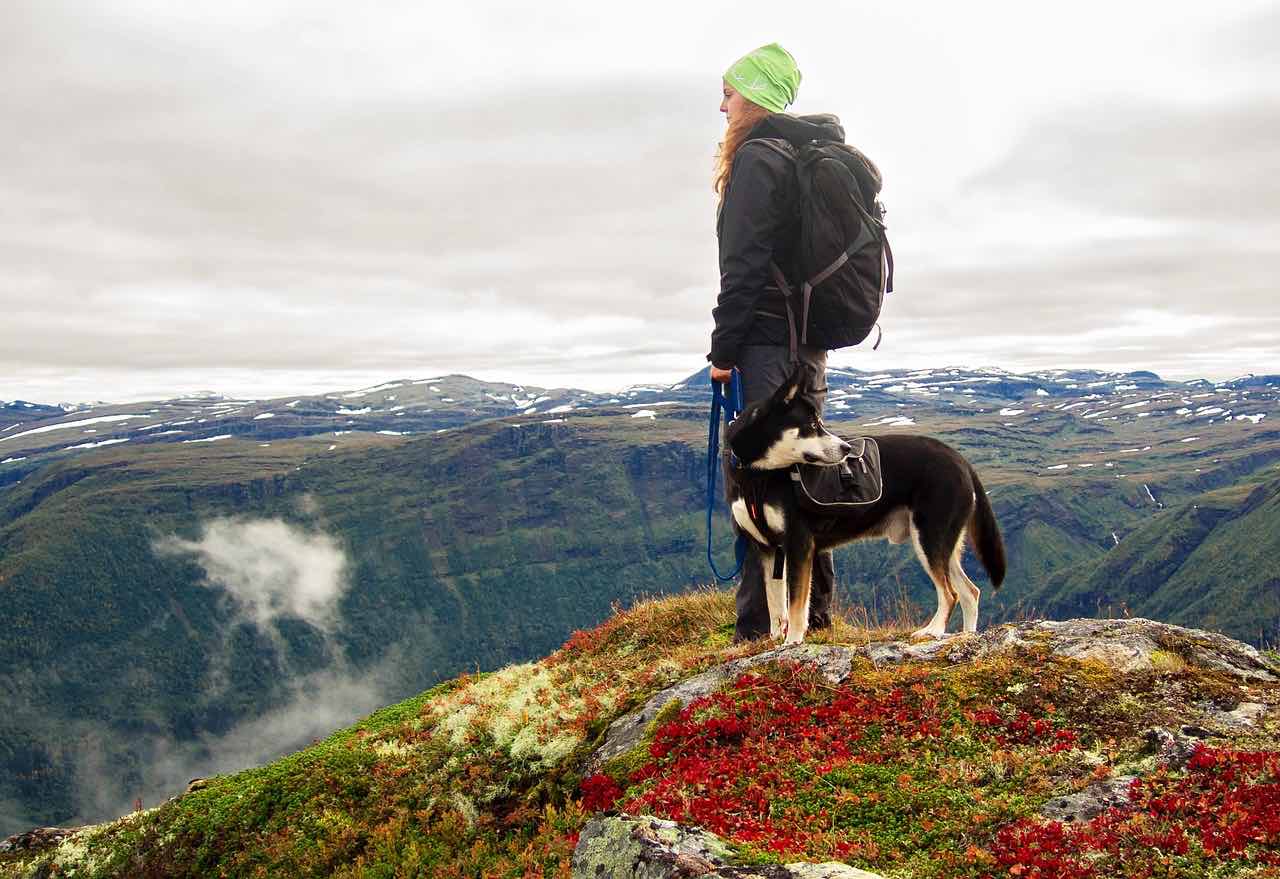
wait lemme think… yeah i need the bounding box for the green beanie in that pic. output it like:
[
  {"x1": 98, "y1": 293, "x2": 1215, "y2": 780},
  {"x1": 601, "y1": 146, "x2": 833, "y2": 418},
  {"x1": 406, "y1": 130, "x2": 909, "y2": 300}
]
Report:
[{"x1": 724, "y1": 43, "x2": 801, "y2": 113}]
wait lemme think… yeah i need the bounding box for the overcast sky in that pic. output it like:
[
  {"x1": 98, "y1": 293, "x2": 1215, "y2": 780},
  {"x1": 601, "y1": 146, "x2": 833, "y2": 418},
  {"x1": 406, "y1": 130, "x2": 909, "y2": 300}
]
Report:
[{"x1": 3, "y1": 0, "x2": 1278, "y2": 403}]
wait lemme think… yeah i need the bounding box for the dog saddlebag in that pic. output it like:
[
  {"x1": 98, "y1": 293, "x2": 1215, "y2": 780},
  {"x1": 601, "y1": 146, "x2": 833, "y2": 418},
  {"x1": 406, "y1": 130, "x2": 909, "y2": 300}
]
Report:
[{"x1": 789, "y1": 437, "x2": 882, "y2": 512}]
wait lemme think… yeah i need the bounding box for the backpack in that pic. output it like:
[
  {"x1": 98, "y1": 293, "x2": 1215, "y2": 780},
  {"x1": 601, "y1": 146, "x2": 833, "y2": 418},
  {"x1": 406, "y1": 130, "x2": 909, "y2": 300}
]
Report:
[{"x1": 753, "y1": 138, "x2": 894, "y2": 355}]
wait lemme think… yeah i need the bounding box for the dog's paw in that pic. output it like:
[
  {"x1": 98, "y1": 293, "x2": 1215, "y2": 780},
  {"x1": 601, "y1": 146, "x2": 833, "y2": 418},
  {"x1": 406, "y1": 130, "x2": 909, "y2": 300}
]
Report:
[
  {"x1": 783, "y1": 633, "x2": 805, "y2": 647},
  {"x1": 910, "y1": 626, "x2": 945, "y2": 640}
]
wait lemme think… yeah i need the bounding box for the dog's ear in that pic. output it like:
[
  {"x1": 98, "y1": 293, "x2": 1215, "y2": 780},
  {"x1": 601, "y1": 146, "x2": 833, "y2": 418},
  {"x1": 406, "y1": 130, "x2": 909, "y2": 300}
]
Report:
[{"x1": 773, "y1": 364, "x2": 806, "y2": 406}]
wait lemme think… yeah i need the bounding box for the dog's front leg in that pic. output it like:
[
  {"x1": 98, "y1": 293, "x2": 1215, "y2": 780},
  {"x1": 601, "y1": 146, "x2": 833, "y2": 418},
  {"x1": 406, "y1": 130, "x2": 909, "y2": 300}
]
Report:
[
  {"x1": 783, "y1": 534, "x2": 815, "y2": 646},
  {"x1": 762, "y1": 549, "x2": 788, "y2": 639}
]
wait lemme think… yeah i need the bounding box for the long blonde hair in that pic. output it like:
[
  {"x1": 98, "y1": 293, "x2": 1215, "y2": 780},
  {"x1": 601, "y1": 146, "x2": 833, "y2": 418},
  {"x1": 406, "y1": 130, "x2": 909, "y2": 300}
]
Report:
[{"x1": 713, "y1": 99, "x2": 772, "y2": 199}]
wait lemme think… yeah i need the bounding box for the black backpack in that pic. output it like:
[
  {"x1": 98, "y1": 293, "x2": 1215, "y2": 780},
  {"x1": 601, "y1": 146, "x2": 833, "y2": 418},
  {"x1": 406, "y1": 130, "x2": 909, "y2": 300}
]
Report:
[{"x1": 754, "y1": 138, "x2": 894, "y2": 354}]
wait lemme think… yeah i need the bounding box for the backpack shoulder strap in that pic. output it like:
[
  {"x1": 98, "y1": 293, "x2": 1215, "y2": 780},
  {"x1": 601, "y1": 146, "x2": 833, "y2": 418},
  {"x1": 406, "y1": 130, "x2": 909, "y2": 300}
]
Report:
[{"x1": 745, "y1": 137, "x2": 798, "y2": 163}]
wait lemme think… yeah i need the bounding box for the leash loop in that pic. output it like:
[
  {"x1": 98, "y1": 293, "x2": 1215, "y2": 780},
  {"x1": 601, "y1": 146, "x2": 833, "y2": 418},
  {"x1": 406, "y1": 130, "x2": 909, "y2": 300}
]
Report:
[{"x1": 706, "y1": 370, "x2": 747, "y2": 581}]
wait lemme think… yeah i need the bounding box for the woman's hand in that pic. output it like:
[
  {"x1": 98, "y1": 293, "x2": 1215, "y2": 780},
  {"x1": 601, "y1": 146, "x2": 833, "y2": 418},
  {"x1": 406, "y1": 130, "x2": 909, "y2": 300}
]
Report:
[{"x1": 710, "y1": 365, "x2": 735, "y2": 384}]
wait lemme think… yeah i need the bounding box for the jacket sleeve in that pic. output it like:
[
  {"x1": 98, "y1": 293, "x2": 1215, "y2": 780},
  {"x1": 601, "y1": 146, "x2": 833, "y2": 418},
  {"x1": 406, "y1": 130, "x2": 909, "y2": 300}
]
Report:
[{"x1": 708, "y1": 143, "x2": 791, "y2": 368}]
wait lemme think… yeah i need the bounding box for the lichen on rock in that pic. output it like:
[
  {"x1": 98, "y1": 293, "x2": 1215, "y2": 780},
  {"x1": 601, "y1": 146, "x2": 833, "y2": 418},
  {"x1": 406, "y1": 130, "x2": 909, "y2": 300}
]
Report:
[{"x1": 569, "y1": 815, "x2": 886, "y2": 879}]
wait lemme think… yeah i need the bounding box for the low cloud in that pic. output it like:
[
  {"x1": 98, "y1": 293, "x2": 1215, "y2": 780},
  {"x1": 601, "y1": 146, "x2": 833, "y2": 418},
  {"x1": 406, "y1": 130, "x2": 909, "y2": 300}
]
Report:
[
  {"x1": 72, "y1": 653, "x2": 404, "y2": 824},
  {"x1": 45, "y1": 518, "x2": 402, "y2": 827},
  {"x1": 0, "y1": 795, "x2": 35, "y2": 841},
  {"x1": 155, "y1": 517, "x2": 349, "y2": 632}
]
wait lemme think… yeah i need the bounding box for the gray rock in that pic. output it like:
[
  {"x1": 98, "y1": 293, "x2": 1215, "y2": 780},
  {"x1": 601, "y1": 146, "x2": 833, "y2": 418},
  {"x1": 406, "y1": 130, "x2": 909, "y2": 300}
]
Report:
[
  {"x1": 901, "y1": 637, "x2": 957, "y2": 661},
  {"x1": 865, "y1": 636, "x2": 956, "y2": 666},
  {"x1": 571, "y1": 814, "x2": 735, "y2": 878},
  {"x1": 570, "y1": 815, "x2": 885, "y2": 879},
  {"x1": 937, "y1": 618, "x2": 1278, "y2": 681},
  {"x1": 586, "y1": 645, "x2": 855, "y2": 773},
  {"x1": 773, "y1": 865, "x2": 885, "y2": 879},
  {"x1": 1040, "y1": 776, "x2": 1136, "y2": 822},
  {"x1": 1041, "y1": 618, "x2": 1278, "y2": 681},
  {"x1": 1190, "y1": 646, "x2": 1277, "y2": 682},
  {"x1": 1144, "y1": 726, "x2": 1206, "y2": 768},
  {"x1": 0, "y1": 826, "x2": 79, "y2": 854},
  {"x1": 864, "y1": 642, "x2": 908, "y2": 666},
  {"x1": 1210, "y1": 700, "x2": 1268, "y2": 731},
  {"x1": 1051, "y1": 633, "x2": 1162, "y2": 673},
  {"x1": 756, "y1": 643, "x2": 857, "y2": 684},
  {"x1": 587, "y1": 669, "x2": 728, "y2": 773}
]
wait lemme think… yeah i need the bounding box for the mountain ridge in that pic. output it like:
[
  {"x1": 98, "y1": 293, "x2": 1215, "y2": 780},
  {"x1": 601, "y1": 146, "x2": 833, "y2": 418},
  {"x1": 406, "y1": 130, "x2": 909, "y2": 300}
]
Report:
[
  {"x1": 1, "y1": 365, "x2": 1278, "y2": 837},
  {"x1": 3, "y1": 365, "x2": 1273, "y2": 479},
  {"x1": 3, "y1": 599, "x2": 1280, "y2": 878}
]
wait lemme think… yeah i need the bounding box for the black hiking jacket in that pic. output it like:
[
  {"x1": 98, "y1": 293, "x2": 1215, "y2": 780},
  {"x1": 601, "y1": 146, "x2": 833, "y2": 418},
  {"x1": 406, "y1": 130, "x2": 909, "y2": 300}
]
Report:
[{"x1": 708, "y1": 113, "x2": 847, "y2": 369}]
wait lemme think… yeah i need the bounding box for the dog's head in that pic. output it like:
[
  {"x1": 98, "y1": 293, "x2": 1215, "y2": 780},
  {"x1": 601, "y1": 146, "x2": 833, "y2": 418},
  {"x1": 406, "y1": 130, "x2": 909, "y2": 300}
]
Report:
[{"x1": 726, "y1": 364, "x2": 851, "y2": 470}]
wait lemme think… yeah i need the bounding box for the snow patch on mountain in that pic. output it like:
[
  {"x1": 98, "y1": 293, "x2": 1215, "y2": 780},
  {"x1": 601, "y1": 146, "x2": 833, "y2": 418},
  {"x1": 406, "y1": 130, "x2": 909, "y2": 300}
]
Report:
[{"x1": 0, "y1": 414, "x2": 151, "y2": 443}]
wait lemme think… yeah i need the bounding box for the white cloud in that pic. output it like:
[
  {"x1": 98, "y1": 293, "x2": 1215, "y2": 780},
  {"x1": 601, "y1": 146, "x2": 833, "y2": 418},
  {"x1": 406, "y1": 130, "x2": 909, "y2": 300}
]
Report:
[
  {"x1": 70, "y1": 655, "x2": 404, "y2": 828},
  {"x1": 154, "y1": 518, "x2": 348, "y2": 631}
]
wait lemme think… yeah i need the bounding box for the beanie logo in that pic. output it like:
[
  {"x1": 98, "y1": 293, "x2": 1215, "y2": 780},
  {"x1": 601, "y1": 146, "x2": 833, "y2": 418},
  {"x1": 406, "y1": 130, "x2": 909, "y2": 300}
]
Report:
[{"x1": 731, "y1": 71, "x2": 768, "y2": 93}]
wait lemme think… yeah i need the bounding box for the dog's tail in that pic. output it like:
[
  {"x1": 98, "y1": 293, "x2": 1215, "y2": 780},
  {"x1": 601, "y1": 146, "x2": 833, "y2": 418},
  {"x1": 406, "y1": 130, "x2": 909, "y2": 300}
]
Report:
[{"x1": 967, "y1": 466, "x2": 1006, "y2": 589}]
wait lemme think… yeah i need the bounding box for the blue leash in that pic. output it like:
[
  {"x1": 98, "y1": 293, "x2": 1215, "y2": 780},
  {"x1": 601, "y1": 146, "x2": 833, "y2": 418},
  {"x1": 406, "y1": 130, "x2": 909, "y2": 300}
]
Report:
[{"x1": 706, "y1": 371, "x2": 748, "y2": 581}]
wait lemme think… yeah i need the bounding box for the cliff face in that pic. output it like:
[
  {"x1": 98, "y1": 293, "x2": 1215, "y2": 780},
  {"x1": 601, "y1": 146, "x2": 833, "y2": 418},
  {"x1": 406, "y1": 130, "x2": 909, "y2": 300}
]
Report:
[{"x1": 4, "y1": 595, "x2": 1280, "y2": 879}]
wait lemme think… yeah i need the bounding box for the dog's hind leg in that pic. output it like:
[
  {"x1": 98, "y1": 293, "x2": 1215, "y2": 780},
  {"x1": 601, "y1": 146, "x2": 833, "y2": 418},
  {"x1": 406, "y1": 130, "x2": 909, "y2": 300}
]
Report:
[
  {"x1": 762, "y1": 549, "x2": 787, "y2": 640},
  {"x1": 909, "y1": 522, "x2": 958, "y2": 640},
  {"x1": 784, "y1": 535, "x2": 815, "y2": 646},
  {"x1": 949, "y1": 535, "x2": 982, "y2": 633}
]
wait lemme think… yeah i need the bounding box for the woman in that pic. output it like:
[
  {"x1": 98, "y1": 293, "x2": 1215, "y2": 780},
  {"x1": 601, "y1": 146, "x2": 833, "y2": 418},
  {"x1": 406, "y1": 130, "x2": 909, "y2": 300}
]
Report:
[{"x1": 708, "y1": 43, "x2": 842, "y2": 642}]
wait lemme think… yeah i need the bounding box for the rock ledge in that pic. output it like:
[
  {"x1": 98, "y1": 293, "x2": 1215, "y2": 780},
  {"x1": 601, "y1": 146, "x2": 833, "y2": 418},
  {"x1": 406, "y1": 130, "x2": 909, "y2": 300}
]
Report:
[
  {"x1": 571, "y1": 814, "x2": 884, "y2": 879},
  {"x1": 588, "y1": 618, "x2": 1277, "y2": 773}
]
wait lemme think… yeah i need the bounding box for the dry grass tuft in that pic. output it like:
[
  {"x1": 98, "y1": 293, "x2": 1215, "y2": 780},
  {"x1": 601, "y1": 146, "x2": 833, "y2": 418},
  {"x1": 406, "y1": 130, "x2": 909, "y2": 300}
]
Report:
[{"x1": 592, "y1": 587, "x2": 737, "y2": 653}]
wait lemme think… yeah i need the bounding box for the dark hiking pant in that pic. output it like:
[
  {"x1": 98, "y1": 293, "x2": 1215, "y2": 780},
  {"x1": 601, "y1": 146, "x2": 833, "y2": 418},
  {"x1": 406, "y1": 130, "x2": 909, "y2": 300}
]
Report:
[{"x1": 731, "y1": 343, "x2": 836, "y2": 642}]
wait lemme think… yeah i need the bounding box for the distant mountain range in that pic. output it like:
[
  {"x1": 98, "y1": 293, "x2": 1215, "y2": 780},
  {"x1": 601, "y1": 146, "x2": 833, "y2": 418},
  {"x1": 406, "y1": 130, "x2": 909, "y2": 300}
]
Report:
[
  {"x1": 1, "y1": 364, "x2": 1277, "y2": 836},
  {"x1": 4, "y1": 365, "x2": 1273, "y2": 480}
]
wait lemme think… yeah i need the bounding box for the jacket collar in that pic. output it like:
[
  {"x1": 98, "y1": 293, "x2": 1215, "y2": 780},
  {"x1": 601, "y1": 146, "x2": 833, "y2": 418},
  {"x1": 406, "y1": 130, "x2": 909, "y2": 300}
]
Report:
[{"x1": 748, "y1": 112, "x2": 845, "y2": 146}]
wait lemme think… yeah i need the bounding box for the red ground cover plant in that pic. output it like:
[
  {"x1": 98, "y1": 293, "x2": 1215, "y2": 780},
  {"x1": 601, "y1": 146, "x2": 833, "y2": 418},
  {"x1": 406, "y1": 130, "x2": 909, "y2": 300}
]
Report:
[
  {"x1": 986, "y1": 744, "x2": 1280, "y2": 878},
  {"x1": 580, "y1": 663, "x2": 1280, "y2": 877},
  {"x1": 968, "y1": 707, "x2": 1078, "y2": 753},
  {"x1": 579, "y1": 774, "x2": 623, "y2": 812},
  {"x1": 582, "y1": 663, "x2": 1080, "y2": 868},
  {"x1": 625, "y1": 668, "x2": 949, "y2": 857}
]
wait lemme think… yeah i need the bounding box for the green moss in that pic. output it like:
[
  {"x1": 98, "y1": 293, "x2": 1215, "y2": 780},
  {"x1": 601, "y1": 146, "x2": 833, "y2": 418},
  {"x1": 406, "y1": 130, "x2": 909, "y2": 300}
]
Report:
[{"x1": 598, "y1": 698, "x2": 686, "y2": 784}]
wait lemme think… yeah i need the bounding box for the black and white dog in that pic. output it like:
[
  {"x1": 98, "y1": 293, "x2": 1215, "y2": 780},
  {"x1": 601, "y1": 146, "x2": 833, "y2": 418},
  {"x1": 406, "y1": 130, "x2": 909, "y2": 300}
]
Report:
[{"x1": 724, "y1": 365, "x2": 1006, "y2": 645}]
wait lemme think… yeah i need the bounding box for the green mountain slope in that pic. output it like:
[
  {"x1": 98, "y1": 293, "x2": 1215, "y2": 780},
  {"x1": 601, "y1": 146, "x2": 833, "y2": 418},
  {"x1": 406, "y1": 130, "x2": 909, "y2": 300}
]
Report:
[
  {"x1": 1026, "y1": 478, "x2": 1280, "y2": 639},
  {"x1": 4, "y1": 595, "x2": 1280, "y2": 878},
  {"x1": 0, "y1": 418, "x2": 716, "y2": 834},
  {"x1": 1, "y1": 387, "x2": 1278, "y2": 837}
]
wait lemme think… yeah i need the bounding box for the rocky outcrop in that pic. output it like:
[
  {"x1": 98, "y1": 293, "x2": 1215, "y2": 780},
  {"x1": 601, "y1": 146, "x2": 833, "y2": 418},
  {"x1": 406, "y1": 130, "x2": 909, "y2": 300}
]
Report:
[
  {"x1": 1143, "y1": 725, "x2": 1209, "y2": 768},
  {"x1": 578, "y1": 619, "x2": 1280, "y2": 877},
  {"x1": 587, "y1": 645, "x2": 853, "y2": 772},
  {"x1": 927, "y1": 617, "x2": 1277, "y2": 681},
  {"x1": 588, "y1": 618, "x2": 1278, "y2": 773},
  {"x1": 1040, "y1": 776, "x2": 1137, "y2": 823},
  {"x1": 0, "y1": 827, "x2": 79, "y2": 855},
  {"x1": 570, "y1": 815, "x2": 885, "y2": 879}
]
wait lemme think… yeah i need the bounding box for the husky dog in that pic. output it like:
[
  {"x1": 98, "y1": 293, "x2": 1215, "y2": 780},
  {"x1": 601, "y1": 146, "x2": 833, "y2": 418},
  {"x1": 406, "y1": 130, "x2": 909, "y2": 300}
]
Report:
[{"x1": 723, "y1": 365, "x2": 1006, "y2": 645}]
